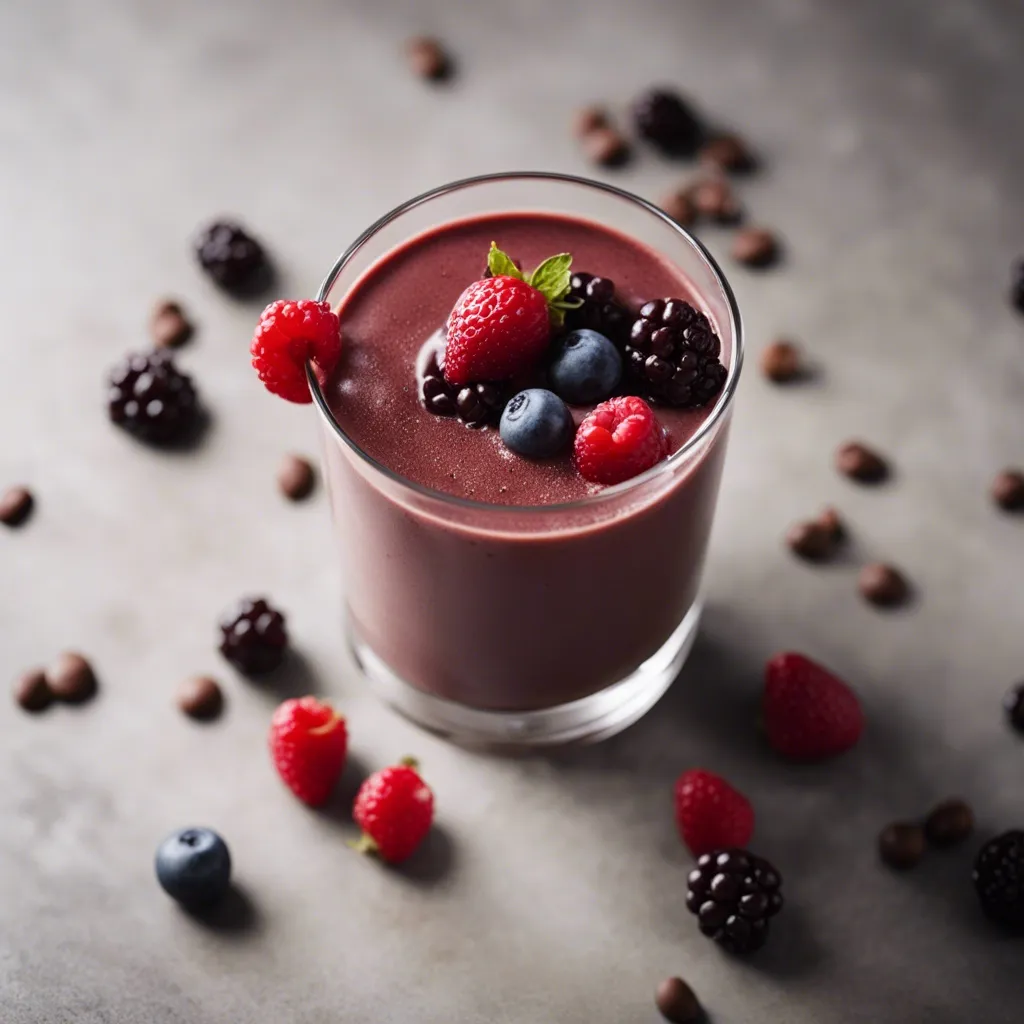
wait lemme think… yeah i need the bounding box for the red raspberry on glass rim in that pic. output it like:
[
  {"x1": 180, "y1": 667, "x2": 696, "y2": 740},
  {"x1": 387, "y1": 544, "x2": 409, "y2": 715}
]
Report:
[
  {"x1": 268, "y1": 696, "x2": 348, "y2": 807},
  {"x1": 250, "y1": 299, "x2": 342, "y2": 404},
  {"x1": 351, "y1": 757, "x2": 434, "y2": 865},
  {"x1": 574, "y1": 395, "x2": 669, "y2": 485},
  {"x1": 674, "y1": 768, "x2": 755, "y2": 857}
]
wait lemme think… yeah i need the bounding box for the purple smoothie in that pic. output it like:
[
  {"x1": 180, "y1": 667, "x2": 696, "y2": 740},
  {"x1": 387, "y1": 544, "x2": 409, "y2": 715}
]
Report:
[{"x1": 321, "y1": 211, "x2": 734, "y2": 712}]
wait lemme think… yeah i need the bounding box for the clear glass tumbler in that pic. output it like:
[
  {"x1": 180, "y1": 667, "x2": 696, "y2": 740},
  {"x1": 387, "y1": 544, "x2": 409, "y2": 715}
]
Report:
[{"x1": 310, "y1": 172, "x2": 743, "y2": 747}]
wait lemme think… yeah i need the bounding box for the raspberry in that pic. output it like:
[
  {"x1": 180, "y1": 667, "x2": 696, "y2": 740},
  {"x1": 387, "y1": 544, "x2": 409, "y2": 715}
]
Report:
[
  {"x1": 250, "y1": 299, "x2": 341, "y2": 404},
  {"x1": 219, "y1": 597, "x2": 288, "y2": 675},
  {"x1": 674, "y1": 769, "x2": 755, "y2": 857},
  {"x1": 269, "y1": 696, "x2": 348, "y2": 807},
  {"x1": 107, "y1": 351, "x2": 199, "y2": 445},
  {"x1": 194, "y1": 220, "x2": 270, "y2": 295},
  {"x1": 763, "y1": 652, "x2": 864, "y2": 760},
  {"x1": 443, "y1": 275, "x2": 551, "y2": 386},
  {"x1": 573, "y1": 395, "x2": 668, "y2": 486},
  {"x1": 973, "y1": 830, "x2": 1024, "y2": 929},
  {"x1": 352, "y1": 758, "x2": 434, "y2": 865},
  {"x1": 564, "y1": 272, "x2": 632, "y2": 345}
]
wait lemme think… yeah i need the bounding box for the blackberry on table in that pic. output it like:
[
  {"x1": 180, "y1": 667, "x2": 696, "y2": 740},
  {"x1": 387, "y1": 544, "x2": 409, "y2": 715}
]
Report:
[
  {"x1": 219, "y1": 597, "x2": 288, "y2": 675},
  {"x1": 633, "y1": 88, "x2": 703, "y2": 156},
  {"x1": 973, "y1": 830, "x2": 1024, "y2": 928},
  {"x1": 107, "y1": 350, "x2": 199, "y2": 445},
  {"x1": 564, "y1": 272, "x2": 632, "y2": 346},
  {"x1": 194, "y1": 220, "x2": 270, "y2": 295},
  {"x1": 686, "y1": 848, "x2": 784, "y2": 954},
  {"x1": 419, "y1": 347, "x2": 505, "y2": 428},
  {"x1": 626, "y1": 298, "x2": 727, "y2": 408}
]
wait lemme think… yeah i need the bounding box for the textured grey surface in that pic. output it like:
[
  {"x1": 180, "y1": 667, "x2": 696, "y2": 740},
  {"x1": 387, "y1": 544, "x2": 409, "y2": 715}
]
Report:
[{"x1": 1, "y1": 0, "x2": 1023, "y2": 1020}]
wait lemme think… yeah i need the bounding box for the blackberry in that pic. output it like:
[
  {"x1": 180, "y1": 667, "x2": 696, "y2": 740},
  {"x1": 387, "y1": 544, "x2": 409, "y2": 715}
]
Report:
[
  {"x1": 633, "y1": 89, "x2": 703, "y2": 156},
  {"x1": 219, "y1": 597, "x2": 288, "y2": 675},
  {"x1": 973, "y1": 830, "x2": 1024, "y2": 928},
  {"x1": 564, "y1": 272, "x2": 632, "y2": 345},
  {"x1": 419, "y1": 347, "x2": 506, "y2": 428},
  {"x1": 107, "y1": 350, "x2": 199, "y2": 445},
  {"x1": 194, "y1": 220, "x2": 270, "y2": 295},
  {"x1": 686, "y1": 848, "x2": 784, "y2": 954},
  {"x1": 626, "y1": 298, "x2": 727, "y2": 408}
]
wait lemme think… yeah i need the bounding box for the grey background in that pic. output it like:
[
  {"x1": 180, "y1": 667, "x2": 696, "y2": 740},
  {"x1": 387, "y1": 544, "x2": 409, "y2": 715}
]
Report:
[{"x1": 1, "y1": 0, "x2": 1022, "y2": 1020}]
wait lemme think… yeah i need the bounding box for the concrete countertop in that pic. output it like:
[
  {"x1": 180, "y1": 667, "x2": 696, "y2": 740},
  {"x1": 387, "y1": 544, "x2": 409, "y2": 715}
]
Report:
[{"x1": 1, "y1": 0, "x2": 1022, "y2": 1020}]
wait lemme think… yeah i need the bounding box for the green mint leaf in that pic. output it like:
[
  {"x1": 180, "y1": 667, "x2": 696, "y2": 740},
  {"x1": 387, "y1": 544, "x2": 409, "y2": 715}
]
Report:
[
  {"x1": 487, "y1": 242, "x2": 524, "y2": 280},
  {"x1": 527, "y1": 252, "x2": 573, "y2": 304}
]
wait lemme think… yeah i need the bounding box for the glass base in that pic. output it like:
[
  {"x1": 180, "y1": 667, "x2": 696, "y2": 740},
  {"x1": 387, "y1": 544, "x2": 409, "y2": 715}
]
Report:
[{"x1": 348, "y1": 600, "x2": 703, "y2": 750}]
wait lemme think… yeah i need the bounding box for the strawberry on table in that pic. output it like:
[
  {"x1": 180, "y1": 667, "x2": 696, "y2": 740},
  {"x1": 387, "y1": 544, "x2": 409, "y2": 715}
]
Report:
[
  {"x1": 352, "y1": 758, "x2": 434, "y2": 865},
  {"x1": 674, "y1": 768, "x2": 755, "y2": 857},
  {"x1": 268, "y1": 696, "x2": 348, "y2": 806}
]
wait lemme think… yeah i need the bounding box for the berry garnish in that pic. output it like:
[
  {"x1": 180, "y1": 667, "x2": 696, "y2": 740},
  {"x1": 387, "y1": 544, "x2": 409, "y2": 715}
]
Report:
[
  {"x1": 442, "y1": 243, "x2": 581, "y2": 386},
  {"x1": 573, "y1": 395, "x2": 668, "y2": 486},
  {"x1": 674, "y1": 769, "x2": 755, "y2": 857},
  {"x1": 250, "y1": 299, "x2": 341, "y2": 404},
  {"x1": 155, "y1": 827, "x2": 232, "y2": 908},
  {"x1": 107, "y1": 351, "x2": 199, "y2": 445},
  {"x1": 548, "y1": 329, "x2": 623, "y2": 405},
  {"x1": 269, "y1": 696, "x2": 348, "y2": 807},
  {"x1": 218, "y1": 597, "x2": 288, "y2": 675},
  {"x1": 973, "y1": 830, "x2": 1024, "y2": 928},
  {"x1": 763, "y1": 652, "x2": 864, "y2": 760},
  {"x1": 627, "y1": 298, "x2": 727, "y2": 408},
  {"x1": 418, "y1": 340, "x2": 507, "y2": 428},
  {"x1": 499, "y1": 389, "x2": 574, "y2": 459},
  {"x1": 633, "y1": 88, "x2": 703, "y2": 156},
  {"x1": 352, "y1": 758, "x2": 434, "y2": 865},
  {"x1": 194, "y1": 220, "x2": 271, "y2": 296},
  {"x1": 564, "y1": 272, "x2": 632, "y2": 344},
  {"x1": 686, "y1": 849, "x2": 784, "y2": 954}
]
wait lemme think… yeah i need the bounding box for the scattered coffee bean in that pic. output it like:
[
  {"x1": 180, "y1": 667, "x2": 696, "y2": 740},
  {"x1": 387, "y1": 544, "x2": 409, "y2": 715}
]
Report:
[
  {"x1": 786, "y1": 520, "x2": 834, "y2": 561},
  {"x1": 879, "y1": 822, "x2": 926, "y2": 870},
  {"x1": 13, "y1": 668, "x2": 52, "y2": 713},
  {"x1": 583, "y1": 126, "x2": 630, "y2": 168},
  {"x1": 47, "y1": 652, "x2": 97, "y2": 704},
  {"x1": 1003, "y1": 682, "x2": 1024, "y2": 733},
  {"x1": 573, "y1": 105, "x2": 608, "y2": 138},
  {"x1": 1011, "y1": 259, "x2": 1024, "y2": 314},
  {"x1": 924, "y1": 799, "x2": 974, "y2": 848},
  {"x1": 0, "y1": 485, "x2": 33, "y2": 527},
  {"x1": 150, "y1": 299, "x2": 194, "y2": 349},
  {"x1": 817, "y1": 506, "x2": 845, "y2": 542},
  {"x1": 760, "y1": 339, "x2": 802, "y2": 382},
  {"x1": 405, "y1": 37, "x2": 450, "y2": 81},
  {"x1": 689, "y1": 177, "x2": 742, "y2": 224},
  {"x1": 858, "y1": 563, "x2": 909, "y2": 607},
  {"x1": 659, "y1": 189, "x2": 697, "y2": 227},
  {"x1": 836, "y1": 441, "x2": 889, "y2": 483},
  {"x1": 278, "y1": 454, "x2": 316, "y2": 501},
  {"x1": 655, "y1": 976, "x2": 701, "y2": 1023},
  {"x1": 991, "y1": 469, "x2": 1024, "y2": 511},
  {"x1": 177, "y1": 675, "x2": 224, "y2": 721},
  {"x1": 731, "y1": 226, "x2": 778, "y2": 268},
  {"x1": 699, "y1": 133, "x2": 756, "y2": 174}
]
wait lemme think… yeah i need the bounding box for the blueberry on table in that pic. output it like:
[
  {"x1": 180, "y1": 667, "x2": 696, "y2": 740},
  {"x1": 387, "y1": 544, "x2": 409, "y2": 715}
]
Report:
[
  {"x1": 499, "y1": 389, "x2": 574, "y2": 459},
  {"x1": 155, "y1": 827, "x2": 232, "y2": 908},
  {"x1": 549, "y1": 329, "x2": 622, "y2": 405}
]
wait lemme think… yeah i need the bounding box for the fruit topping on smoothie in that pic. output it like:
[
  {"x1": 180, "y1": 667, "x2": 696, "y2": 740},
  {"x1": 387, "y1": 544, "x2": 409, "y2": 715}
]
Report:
[
  {"x1": 499, "y1": 388, "x2": 574, "y2": 459},
  {"x1": 548, "y1": 329, "x2": 623, "y2": 405},
  {"x1": 574, "y1": 396, "x2": 668, "y2": 485}
]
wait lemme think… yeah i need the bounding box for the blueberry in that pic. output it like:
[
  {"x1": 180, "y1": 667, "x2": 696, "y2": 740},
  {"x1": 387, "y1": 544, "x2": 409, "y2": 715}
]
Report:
[
  {"x1": 499, "y1": 389, "x2": 574, "y2": 459},
  {"x1": 155, "y1": 827, "x2": 232, "y2": 908},
  {"x1": 548, "y1": 329, "x2": 622, "y2": 404}
]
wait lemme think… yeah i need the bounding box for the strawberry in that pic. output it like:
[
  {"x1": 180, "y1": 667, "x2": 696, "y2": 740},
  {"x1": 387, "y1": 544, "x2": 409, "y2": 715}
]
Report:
[
  {"x1": 352, "y1": 758, "x2": 434, "y2": 865},
  {"x1": 763, "y1": 652, "x2": 864, "y2": 760},
  {"x1": 674, "y1": 769, "x2": 755, "y2": 857},
  {"x1": 442, "y1": 243, "x2": 581, "y2": 386},
  {"x1": 268, "y1": 696, "x2": 348, "y2": 806}
]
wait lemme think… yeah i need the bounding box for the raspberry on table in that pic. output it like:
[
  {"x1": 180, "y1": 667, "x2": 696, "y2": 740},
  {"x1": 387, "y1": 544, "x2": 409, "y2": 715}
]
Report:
[
  {"x1": 107, "y1": 350, "x2": 199, "y2": 445},
  {"x1": 352, "y1": 758, "x2": 434, "y2": 865},
  {"x1": 573, "y1": 395, "x2": 668, "y2": 486},
  {"x1": 269, "y1": 696, "x2": 348, "y2": 807},
  {"x1": 633, "y1": 88, "x2": 703, "y2": 156},
  {"x1": 674, "y1": 769, "x2": 755, "y2": 857},
  {"x1": 250, "y1": 299, "x2": 342, "y2": 404},
  {"x1": 194, "y1": 220, "x2": 271, "y2": 295},
  {"x1": 973, "y1": 830, "x2": 1024, "y2": 929},
  {"x1": 627, "y1": 299, "x2": 727, "y2": 408},
  {"x1": 564, "y1": 272, "x2": 632, "y2": 345},
  {"x1": 219, "y1": 597, "x2": 288, "y2": 675}
]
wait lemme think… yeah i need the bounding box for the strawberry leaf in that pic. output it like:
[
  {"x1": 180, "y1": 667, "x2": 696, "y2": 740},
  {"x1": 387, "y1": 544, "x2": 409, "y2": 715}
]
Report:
[
  {"x1": 527, "y1": 252, "x2": 573, "y2": 304},
  {"x1": 487, "y1": 242, "x2": 524, "y2": 281}
]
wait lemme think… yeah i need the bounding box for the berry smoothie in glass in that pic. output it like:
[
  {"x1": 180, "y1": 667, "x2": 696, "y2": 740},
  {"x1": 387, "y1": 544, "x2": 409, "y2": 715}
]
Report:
[{"x1": 252, "y1": 173, "x2": 743, "y2": 747}]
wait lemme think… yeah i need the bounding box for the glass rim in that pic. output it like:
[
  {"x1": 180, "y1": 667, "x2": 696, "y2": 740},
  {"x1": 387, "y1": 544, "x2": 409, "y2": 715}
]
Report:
[{"x1": 308, "y1": 170, "x2": 744, "y2": 514}]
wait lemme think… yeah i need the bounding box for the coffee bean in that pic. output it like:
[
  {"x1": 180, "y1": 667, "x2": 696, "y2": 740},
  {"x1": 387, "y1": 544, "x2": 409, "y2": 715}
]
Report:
[
  {"x1": 760, "y1": 339, "x2": 802, "y2": 382},
  {"x1": 278, "y1": 454, "x2": 316, "y2": 501},
  {"x1": 879, "y1": 822, "x2": 926, "y2": 869},
  {"x1": 47, "y1": 652, "x2": 97, "y2": 704},
  {"x1": 13, "y1": 668, "x2": 52, "y2": 713},
  {"x1": 151, "y1": 299, "x2": 194, "y2": 349},
  {"x1": 786, "y1": 520, "x2": 834, "y2": 560},
  {"x1": 689, "y1": 177, "x2": 742, "y2": 224},
  {"x1": 1003, "y1": 682, "x2": 1024, "y2": 733},
  {"x1": 699, "y1": 133, "x2": 756, "y2": 174},
  {"x1": 177, "y1": 675, "x2": 223, "y2": 720},
  {"x1": 835, "y1": 441, "x2": 889, "y2": 483},
  {"x1": 0, "y1": 485, "x2": 33, "y2": 526},
  {"x1": 405, "y1": 37, "x2": 450, "y2": 81},
  {"x1": 731, "y1": 226, "x2": 778, "y2": 267},
  {"x1": 991, "y1": 469, "x2": 1024, "y2": 511},
  {"x1": 573, "y1": 106, "x2": 609, "y2": 138},
  {"x1": 858, "y1": 563, "x2": 909, "y2": 607},
  {"x1": 817, "y1": 506, "x2": 845, "y2": 542},
  {"x1": 655, "y1": 976, "x2": 701, "y2": 1023},
  {"x1": 583, "y1": 126, "x2": 630, "y2": 167},
  {"x1": 659, "y1": 189, "x2": 696, "y2": 227},
  {"x1": 924, "y1": 799, "x2": 974, "y2": 848}
]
